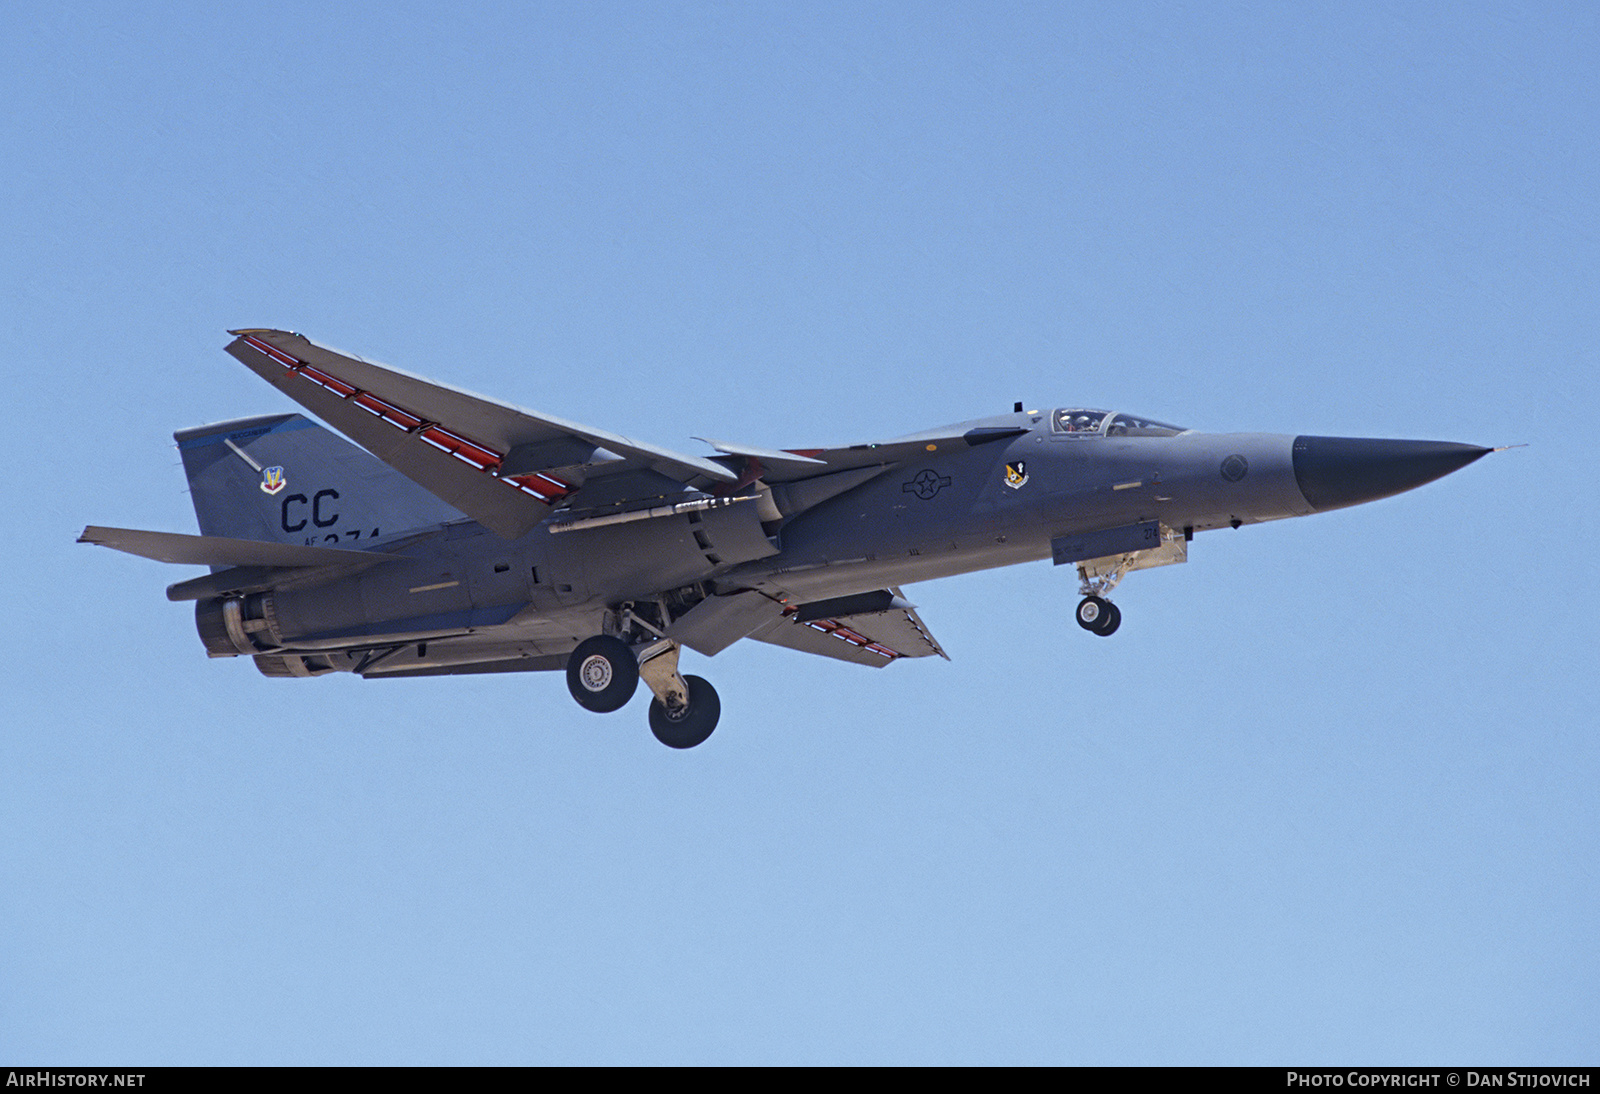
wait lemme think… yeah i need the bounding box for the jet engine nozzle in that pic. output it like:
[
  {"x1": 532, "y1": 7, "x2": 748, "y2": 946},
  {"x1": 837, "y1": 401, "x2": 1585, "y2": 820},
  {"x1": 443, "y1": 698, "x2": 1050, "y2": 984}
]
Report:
[
  {"x1": 1291, "y1": 436, "x2": 1490, "y2": 513},
  {"x1": 195, "y1": 593, "x2": 282, "y2": 657}
]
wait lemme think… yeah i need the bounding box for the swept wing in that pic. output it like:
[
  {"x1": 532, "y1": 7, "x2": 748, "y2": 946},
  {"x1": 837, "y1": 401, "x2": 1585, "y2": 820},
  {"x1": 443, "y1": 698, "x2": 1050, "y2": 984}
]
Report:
[{"x1": 225, "y1": 330, "x2": 737, "y2": 539}]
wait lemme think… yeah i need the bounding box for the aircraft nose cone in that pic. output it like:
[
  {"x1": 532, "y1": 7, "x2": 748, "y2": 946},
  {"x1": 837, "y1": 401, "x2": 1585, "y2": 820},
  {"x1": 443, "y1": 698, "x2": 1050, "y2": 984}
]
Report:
[{"x1": 1292, "y1": 436, "x2": 1491, "y2": 512}]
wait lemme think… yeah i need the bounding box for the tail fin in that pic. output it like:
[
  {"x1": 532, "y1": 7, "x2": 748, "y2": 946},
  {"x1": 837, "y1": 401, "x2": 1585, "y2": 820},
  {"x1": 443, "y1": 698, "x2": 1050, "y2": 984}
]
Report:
[{"x1": 175, "y1": 414, "x2": 464, "y2": 545}]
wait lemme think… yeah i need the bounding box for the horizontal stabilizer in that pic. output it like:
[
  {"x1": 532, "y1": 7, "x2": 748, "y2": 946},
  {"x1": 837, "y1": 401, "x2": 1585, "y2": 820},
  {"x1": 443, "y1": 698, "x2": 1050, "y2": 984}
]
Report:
[{"x1": 79, "y1": 525, "x2": 399, "y2": 569}]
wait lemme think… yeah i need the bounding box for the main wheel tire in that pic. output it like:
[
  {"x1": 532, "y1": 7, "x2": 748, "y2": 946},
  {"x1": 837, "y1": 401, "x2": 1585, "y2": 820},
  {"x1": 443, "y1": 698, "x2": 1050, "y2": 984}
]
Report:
[
  {"x1": 1076, "y1": 596, "x2": 1110, "y2": 632},
  {"x1": 648, "y1": 675, "x2": 721, "y2": 749},
  {"x1": 565, "y1": 635, "x2": 639, "y2": 713},
  {"x1": 1093, "y1": 602, "x2": 1122, "y2": 637}
]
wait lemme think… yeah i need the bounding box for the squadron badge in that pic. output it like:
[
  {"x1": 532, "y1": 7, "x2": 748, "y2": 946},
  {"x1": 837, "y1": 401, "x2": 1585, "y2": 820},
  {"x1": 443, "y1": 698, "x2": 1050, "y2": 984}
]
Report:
[
  {"x1": 260, "y1": 466, "x2": 287, "y2": 495},
  {"x1": 1004, "y1": 461, "x2": 1029, "y2": 490}
]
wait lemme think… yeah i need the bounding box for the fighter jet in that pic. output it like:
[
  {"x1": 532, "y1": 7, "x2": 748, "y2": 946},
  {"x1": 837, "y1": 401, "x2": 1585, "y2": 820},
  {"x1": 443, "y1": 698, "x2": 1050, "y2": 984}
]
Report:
[{"x1": 80, "y1": 330, "x2": 1496, "y2": 748}]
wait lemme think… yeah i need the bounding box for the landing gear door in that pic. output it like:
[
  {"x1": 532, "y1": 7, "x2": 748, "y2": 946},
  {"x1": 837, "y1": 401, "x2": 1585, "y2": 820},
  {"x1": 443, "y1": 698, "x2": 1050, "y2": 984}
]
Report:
[
  {"x1": 1051, "y1": 520, "x2": 1166, "y2": 567},
  {"x1": 1051, "y1": 521, "x2": 1188, "y2": 599}
]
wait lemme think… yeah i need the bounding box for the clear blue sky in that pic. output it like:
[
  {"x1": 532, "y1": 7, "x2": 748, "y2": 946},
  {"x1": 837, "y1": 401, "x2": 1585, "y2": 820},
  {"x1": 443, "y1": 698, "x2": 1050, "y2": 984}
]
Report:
[{"x1": 3, "y1": 0, "x2": 1595, "y2": 1064}]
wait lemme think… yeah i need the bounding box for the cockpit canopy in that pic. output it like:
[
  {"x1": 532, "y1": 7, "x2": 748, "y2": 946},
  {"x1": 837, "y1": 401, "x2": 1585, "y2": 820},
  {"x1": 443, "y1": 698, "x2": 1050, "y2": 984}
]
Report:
[{"x1": 1051, "y1": 408, "x2": 1186, "y2": 438}]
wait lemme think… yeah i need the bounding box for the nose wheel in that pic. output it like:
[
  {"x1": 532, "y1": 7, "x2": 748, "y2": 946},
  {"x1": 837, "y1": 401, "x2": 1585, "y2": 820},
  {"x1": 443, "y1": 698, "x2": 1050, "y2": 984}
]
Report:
[{"x1": 1076, "y1": 595, "x2": 1121, "y2": 637}]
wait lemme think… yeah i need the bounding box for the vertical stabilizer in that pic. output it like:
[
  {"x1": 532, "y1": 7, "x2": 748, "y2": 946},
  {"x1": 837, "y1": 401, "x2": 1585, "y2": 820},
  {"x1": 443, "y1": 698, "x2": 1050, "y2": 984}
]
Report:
[{"x1": 175, "y1": 414, "x2": 464, "y2": 545}]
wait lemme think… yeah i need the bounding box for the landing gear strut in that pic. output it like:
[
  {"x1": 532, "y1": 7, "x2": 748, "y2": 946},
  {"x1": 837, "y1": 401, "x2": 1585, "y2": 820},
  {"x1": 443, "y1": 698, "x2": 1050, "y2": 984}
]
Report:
[
  {"x1": 636, "y1": 638, "x2": 720, "y2": 749},
  {"x1": 648, "y1": 675, "x2": 721, "y2": 749},
  {"x1": 562, "y1": 618, "x2": 722, "y2": 748}
]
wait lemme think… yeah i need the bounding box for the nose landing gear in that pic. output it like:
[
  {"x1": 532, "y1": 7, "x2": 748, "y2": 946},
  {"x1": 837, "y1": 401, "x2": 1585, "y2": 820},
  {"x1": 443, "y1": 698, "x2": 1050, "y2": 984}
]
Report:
[
  {"x1": 1075, "y1": 555, "x2": 1130, "y2": 638},
  {"x1": 1076, "y1": 595, "x2": 1121, "y2": 636}
]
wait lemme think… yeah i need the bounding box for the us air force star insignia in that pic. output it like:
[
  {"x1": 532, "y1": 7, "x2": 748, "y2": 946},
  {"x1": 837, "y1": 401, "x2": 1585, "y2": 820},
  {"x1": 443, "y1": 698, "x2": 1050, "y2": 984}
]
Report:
[
  {"x1": 1004, "y1": 461, "x2": 1029, "y2": 489},
  {"x1": 260, "y1": 466, "x2": 287, "y2": 495},
  {"x1": 903, "y1": 469, "x2": 952, "y2": 500}
]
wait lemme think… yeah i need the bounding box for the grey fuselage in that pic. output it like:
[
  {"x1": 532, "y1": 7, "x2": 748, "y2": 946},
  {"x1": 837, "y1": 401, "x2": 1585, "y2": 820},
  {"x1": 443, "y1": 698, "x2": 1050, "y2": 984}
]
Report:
[{"x1": 233, "y1": 411, "x2": 1322, "y2": 667}]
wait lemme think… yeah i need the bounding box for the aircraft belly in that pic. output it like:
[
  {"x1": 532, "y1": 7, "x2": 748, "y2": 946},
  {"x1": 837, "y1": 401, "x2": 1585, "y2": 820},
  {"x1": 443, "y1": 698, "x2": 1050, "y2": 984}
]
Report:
[{"x1": 357, "y1": 634, "x2": 574, "y2": 675}]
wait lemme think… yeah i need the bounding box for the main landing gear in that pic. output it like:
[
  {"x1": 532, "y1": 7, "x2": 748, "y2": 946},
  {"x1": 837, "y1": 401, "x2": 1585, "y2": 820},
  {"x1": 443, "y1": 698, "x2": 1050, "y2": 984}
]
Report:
[
  {"x1": 564, "y1": 613, "x2": 721, "y2": 749},
  {"x1": 566, "y1": 635, "x2": 638, "y2": 712},
  {"x1": 647, "y1": 674, "x2": 721, "y2": 750}
]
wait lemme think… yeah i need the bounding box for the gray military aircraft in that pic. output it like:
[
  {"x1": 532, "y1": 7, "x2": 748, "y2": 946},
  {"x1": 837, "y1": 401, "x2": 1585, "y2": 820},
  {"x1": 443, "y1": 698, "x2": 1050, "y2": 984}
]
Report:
[{"x1": 80, "y1": 329, "x2": 1496, "y2": 748}]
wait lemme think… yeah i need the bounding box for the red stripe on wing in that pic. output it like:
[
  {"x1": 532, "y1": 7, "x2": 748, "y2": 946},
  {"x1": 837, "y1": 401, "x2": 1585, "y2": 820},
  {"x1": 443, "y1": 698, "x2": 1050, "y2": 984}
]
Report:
[{"x1": 237, "y1": 334, "x2": 576, "y2": 508}]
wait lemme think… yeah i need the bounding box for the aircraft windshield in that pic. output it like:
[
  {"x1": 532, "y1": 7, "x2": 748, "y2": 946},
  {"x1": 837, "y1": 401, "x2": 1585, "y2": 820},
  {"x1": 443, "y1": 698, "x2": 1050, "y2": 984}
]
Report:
[
  {"x1": 1052, "y1": 409, "x2": 1108, "y2": 434},
  {"x1": 1104, "y1": 412, "x2": 1186, "y2": 437},
  {"x1": 1052, "y1": 409, "x2": 1186, "y2": 437}
]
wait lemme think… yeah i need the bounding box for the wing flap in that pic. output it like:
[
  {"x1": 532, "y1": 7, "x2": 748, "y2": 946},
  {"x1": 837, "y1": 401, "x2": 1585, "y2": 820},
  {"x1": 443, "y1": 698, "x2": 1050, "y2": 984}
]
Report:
[{"x1": 748, "y1": 588, "x2": 946, "y2": 667}]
